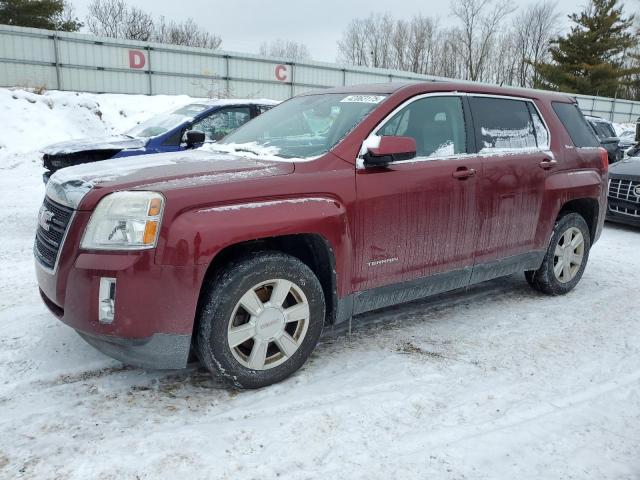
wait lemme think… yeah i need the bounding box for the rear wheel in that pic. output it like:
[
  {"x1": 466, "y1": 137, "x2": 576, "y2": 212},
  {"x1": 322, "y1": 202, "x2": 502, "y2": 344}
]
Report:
[
  {"x1": 196, "y1": 252, "x2": 325, "y2": 389},
  {"x1": 525, "y1": 213, "x2": 591, "y2": 295}
]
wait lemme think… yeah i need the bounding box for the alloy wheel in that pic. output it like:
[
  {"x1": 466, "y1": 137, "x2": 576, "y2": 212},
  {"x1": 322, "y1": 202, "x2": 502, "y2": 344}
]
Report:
[
  {"x1": 553, "y1": 227, "x2": 585, "y2": 283},
  {"x1": 227, "y1": 279, "x2": 310, "y2": 370}
]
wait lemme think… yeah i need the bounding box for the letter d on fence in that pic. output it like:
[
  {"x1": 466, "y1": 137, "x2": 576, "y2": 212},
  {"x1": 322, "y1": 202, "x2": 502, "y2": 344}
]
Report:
[{"x1": 129, "y1": 50, "x2": 146, "y2": 69}]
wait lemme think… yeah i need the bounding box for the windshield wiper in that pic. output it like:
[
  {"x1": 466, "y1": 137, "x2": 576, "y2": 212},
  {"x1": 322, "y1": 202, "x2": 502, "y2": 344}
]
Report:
[{"x1": 232, "y1": 147, "x2": 262, "y2": 156}]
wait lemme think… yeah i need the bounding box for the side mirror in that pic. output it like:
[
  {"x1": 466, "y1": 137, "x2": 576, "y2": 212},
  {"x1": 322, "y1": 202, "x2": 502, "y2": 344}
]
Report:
[
  {"x1": 185, "y1": 130, "x2": 206, "y2": 147},
  {"x1": 363, "y1": 136, "x2": 417, "y2": 167}
]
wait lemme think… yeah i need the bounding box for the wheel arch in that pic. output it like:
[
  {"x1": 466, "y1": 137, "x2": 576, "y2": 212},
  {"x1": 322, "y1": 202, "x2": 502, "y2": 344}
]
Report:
[
  {"x1": 557, "y1": 197, "x2": 599, "y2": 243},
  {"x1": 195, "y1": 233, "x2": 340, "y2": 334}
]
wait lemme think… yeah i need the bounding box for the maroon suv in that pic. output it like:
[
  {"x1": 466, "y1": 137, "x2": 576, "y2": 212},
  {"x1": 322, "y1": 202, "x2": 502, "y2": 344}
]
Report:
[{"x1": 36, "y1": 82, "x2": 608, "y2": 388}]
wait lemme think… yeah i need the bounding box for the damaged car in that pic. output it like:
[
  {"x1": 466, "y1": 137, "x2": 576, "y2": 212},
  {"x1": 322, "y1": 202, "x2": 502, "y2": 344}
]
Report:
[{"x1": 41, "y1": 99, "x2": 278, "y2": 182}]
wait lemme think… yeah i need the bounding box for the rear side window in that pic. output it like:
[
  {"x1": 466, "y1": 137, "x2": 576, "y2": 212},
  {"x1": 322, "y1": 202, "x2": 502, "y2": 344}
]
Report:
[
  {"x1": 469, "y1": 97, "x2": 538, "y2": 152},
  {"x1": 552, "y1": 103, "x2": 600, "y2": 147}
]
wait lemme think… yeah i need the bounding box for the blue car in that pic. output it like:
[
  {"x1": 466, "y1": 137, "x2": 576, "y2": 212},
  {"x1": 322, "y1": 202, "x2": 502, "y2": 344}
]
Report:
[{"x1": 42, "y1": 99, "x2": 278, "y2": 182}]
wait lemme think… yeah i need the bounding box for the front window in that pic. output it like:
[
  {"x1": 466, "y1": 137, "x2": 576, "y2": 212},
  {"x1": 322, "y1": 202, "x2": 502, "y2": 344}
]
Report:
[
  {"x1": 378, "y1": 96, "x2": 467, "y2": 158},
  {"x1": 126, "y1": 104, "x2": 210, "y2": 138},
  {"x1": 215, "y1": 93, "x2": 387, "y2": 159}
]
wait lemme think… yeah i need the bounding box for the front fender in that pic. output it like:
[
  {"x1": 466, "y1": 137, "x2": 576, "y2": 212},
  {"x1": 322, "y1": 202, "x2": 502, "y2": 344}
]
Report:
[{"x1": 156, "y1": 196, "x2": 353, "y2": 295}]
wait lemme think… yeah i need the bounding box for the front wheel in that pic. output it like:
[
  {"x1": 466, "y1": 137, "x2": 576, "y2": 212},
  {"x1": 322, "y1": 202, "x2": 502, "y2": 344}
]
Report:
[
  {"x1": 525, "y1": 213, "x2": 591, "y2": 295},
  {"x1": 196, "y1": 252, "x2": 325, "y2": 389}
]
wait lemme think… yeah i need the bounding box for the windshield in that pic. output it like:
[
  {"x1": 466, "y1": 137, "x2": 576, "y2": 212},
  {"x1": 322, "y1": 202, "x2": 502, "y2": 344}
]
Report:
[
  {"x1": 216, "y1": 93, "x2": 387, "y2": 159},
  {"x1": 126, "y1": 104, "x2": 210, "y2": 138}
]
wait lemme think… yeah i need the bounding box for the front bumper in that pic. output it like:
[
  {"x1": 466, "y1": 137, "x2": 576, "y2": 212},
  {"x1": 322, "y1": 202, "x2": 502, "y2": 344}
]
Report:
[
  {"x1": 36, "y1": 216, "x2": 208, "y2": 369},
  {"x1": 78, "y1": 331, "x2": 191, "y2": 369},
  {"x1": 606, "y1": 202, "x2": 640, "y2": 227}
]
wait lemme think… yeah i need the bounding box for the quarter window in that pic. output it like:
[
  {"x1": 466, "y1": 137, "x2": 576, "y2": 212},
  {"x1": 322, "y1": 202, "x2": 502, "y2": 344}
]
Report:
[
  {"x1": 378, "y1": 96, "x2": 467, "y2": 158},
  {"x1": 469, "y1": 97, "x2": 538, "y2": 152},
  {"x1": 527, "y1": 103, "x2": 550, "y2": 149}
]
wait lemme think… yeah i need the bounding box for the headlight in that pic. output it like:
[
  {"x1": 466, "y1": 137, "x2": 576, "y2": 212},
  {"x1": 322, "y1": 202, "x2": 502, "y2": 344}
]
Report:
[{"x1": 81, "y1": 191, "x2": 164, "y2": 250}]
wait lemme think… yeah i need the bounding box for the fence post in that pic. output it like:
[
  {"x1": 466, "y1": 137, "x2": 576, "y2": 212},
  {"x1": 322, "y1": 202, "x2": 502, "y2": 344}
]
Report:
[
  {"x1": 290, "y1": 62, "x2": 295, "y2": 97},
  {"x1": 342, "y1": 68, "x2": 346, "y2": 86},
  {"x1": 52, "y1": 33, "x2": 62, "y2": 90},
  {"x1": 609, "y1": 97, "x2": 616, "y2": 122},
  {"x1": 146, "y1": 46, "x2": 152, "y2": 95},
  {"x1": 225, "y1": 54, "x2": 230, "y2": 96}
]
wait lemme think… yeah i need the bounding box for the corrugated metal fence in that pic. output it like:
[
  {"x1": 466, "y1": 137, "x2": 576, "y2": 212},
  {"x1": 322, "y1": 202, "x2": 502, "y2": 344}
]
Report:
[{"x1": 2, "y1": 24, "x2": 640, "y2": 124}]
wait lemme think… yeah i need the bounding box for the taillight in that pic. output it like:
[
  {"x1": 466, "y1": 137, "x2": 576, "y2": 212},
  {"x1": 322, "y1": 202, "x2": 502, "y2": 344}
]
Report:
[{"x1": 599, "y1": 147, "x2": 609, "y2": 172}]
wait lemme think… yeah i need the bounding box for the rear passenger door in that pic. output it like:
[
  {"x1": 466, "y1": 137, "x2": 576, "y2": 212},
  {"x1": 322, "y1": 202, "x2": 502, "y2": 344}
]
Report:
[{"x1": 469, "y1": 95, "x2": 553, "y2": 282}]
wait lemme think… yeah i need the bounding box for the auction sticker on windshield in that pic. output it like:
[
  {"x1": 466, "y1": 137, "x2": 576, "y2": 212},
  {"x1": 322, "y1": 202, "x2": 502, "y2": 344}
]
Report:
[{"x1": 340, "y1": 95, "x2": 386, "y2": 104}]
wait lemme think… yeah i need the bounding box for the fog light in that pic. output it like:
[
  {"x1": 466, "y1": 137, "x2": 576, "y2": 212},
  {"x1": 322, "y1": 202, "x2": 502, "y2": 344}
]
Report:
[{"x1": 98, "y1": 277, "x2": 116, "y2": 324}]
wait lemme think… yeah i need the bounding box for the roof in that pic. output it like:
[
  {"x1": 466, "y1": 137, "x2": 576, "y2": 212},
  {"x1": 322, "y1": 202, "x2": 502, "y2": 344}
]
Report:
[
  {"x1": 195, "y1": 98, "x2": 280, "y2": 106},
  {"x1": 584, "y1": 114, "x2": 610, "y2": 123},
  {"x1": 300, "y1": 81, "x2": 574, "y2": 103}
]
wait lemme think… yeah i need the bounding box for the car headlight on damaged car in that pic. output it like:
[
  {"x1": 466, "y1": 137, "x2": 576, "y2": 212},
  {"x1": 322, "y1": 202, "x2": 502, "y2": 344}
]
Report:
[{"x1": 81, "y1": 191, "x2": 164, "y2": 250}]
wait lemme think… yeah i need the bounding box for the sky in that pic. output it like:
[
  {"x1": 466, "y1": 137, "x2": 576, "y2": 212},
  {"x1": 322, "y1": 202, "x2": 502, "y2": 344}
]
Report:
[{"x1": 71, "y1": 0, "x2": 593, "y2": 62}]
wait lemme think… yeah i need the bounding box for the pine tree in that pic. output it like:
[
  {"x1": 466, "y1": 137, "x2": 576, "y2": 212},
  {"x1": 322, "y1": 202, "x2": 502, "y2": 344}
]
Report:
[
  {"x1": 0, "y1": 0, "x2": 82, "y2": 31},
  {"x1": 533, "y1": 0, "x2": 638, "y2": 98}
]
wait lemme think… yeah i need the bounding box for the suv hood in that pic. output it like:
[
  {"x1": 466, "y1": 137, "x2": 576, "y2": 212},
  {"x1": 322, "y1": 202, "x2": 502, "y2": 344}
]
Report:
[
  {"x1": 610, "y1": 158, "x2": 640, "y2": 177},
  {"x1": 45, "y1": 149, "x2": 294, "y2": 209},
  {"x1": 42, "y1": 135, "x2": 146, "y2": 156}
]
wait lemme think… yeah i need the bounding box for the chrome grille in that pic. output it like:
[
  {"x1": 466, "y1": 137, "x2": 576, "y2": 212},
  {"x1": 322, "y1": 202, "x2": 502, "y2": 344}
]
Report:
[
  {"x1": 608, "y1": 178, "x2": 640, "y2": 203},
  {"x1": 34, "y1": 197, "x2": 74, "y2": 270}
]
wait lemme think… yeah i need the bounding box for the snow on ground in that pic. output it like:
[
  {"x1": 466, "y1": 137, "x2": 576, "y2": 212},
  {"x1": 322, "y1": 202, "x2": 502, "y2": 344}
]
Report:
[{"x1": 0, "y1": 89, "x2": 639, "y2": 479}]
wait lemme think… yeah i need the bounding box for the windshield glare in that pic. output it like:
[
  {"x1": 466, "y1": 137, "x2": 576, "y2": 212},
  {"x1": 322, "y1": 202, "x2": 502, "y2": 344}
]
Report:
[
  {"x1": 126, "y1": 104, "x2": 209, "y2": 138},
  {"x1": 218, "y1": 93, "x2": 387, "y2": 159}
]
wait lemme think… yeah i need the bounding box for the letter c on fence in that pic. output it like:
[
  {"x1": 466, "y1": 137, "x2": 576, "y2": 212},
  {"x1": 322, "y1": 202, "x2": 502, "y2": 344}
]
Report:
[
  {"x1": 275, "y1": 64, "x2": 288, "y2": 82},
  {"x1": 129, "y1": 50, "x2": 146, "y2": 69}
]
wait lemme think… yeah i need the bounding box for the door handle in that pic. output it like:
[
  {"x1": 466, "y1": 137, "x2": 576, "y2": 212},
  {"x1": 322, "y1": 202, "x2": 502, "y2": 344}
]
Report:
[
  {"x1": 452, "y1": 167, "x2": 477, "y2": 179},
  {"x1": 539, "y1": 158, "x2": 557, "y2": 170}
]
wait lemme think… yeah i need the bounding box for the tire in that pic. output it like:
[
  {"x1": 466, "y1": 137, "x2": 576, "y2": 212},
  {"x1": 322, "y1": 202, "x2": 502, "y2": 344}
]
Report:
[
  {"x1": 196, "y1": 251, "x2": 325, "y2": 389},
  {"x1": 525, "y1": 212, "x2": 591, "y2": 295}
]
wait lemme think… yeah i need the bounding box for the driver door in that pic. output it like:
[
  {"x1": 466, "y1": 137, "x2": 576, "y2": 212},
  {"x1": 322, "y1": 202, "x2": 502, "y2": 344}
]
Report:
[{"x1": 352, "y1": 95, "x2": 481, "y2": 304}]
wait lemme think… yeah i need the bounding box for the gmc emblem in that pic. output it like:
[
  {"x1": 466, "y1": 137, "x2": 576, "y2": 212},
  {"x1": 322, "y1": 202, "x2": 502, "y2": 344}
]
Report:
[{"x1": 38, "y1": 205, "x2": 54, "y2": 231}]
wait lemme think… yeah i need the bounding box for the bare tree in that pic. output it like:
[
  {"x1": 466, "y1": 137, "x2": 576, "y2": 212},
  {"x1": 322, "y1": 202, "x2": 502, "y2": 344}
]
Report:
[
  {"x1": 258, "y1": 39, "x2": 311, "y2": 61},
  {"x1": 155, "y1": 17, "x2": 222, "y2": 49},
  {"x1": 86, "y1": 0, "x2": 221, "y2": 48},
  {"x1": 451, "y1": 0, "x2": 516, "y2": 81},
  {"x1": 87, "y1": 0, "x2": 153, "y2": 40},
  {"x1": 337, "y1": 13, "x2": 395, "y2": 68}
]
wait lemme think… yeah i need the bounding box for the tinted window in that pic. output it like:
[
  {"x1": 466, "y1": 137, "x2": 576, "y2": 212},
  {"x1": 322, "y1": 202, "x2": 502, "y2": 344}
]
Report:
[
  {"x1": 192, "y1": 107, "x2": 251, "y2": 141},
  {"x1": 378, "y1": 96, "x2": 467, "y2": 157},
  {"x1": 552, "y1": 103, "x2": 600, "y2": 147},
  {"x1": 469, "y1": 97, "x2": 537, "y2": 151}
]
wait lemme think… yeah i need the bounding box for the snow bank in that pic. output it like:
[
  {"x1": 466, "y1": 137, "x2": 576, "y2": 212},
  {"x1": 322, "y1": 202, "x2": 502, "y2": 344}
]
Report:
[{"x1": 0, "y1": 88, "x2": 196, "y2": 155}]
